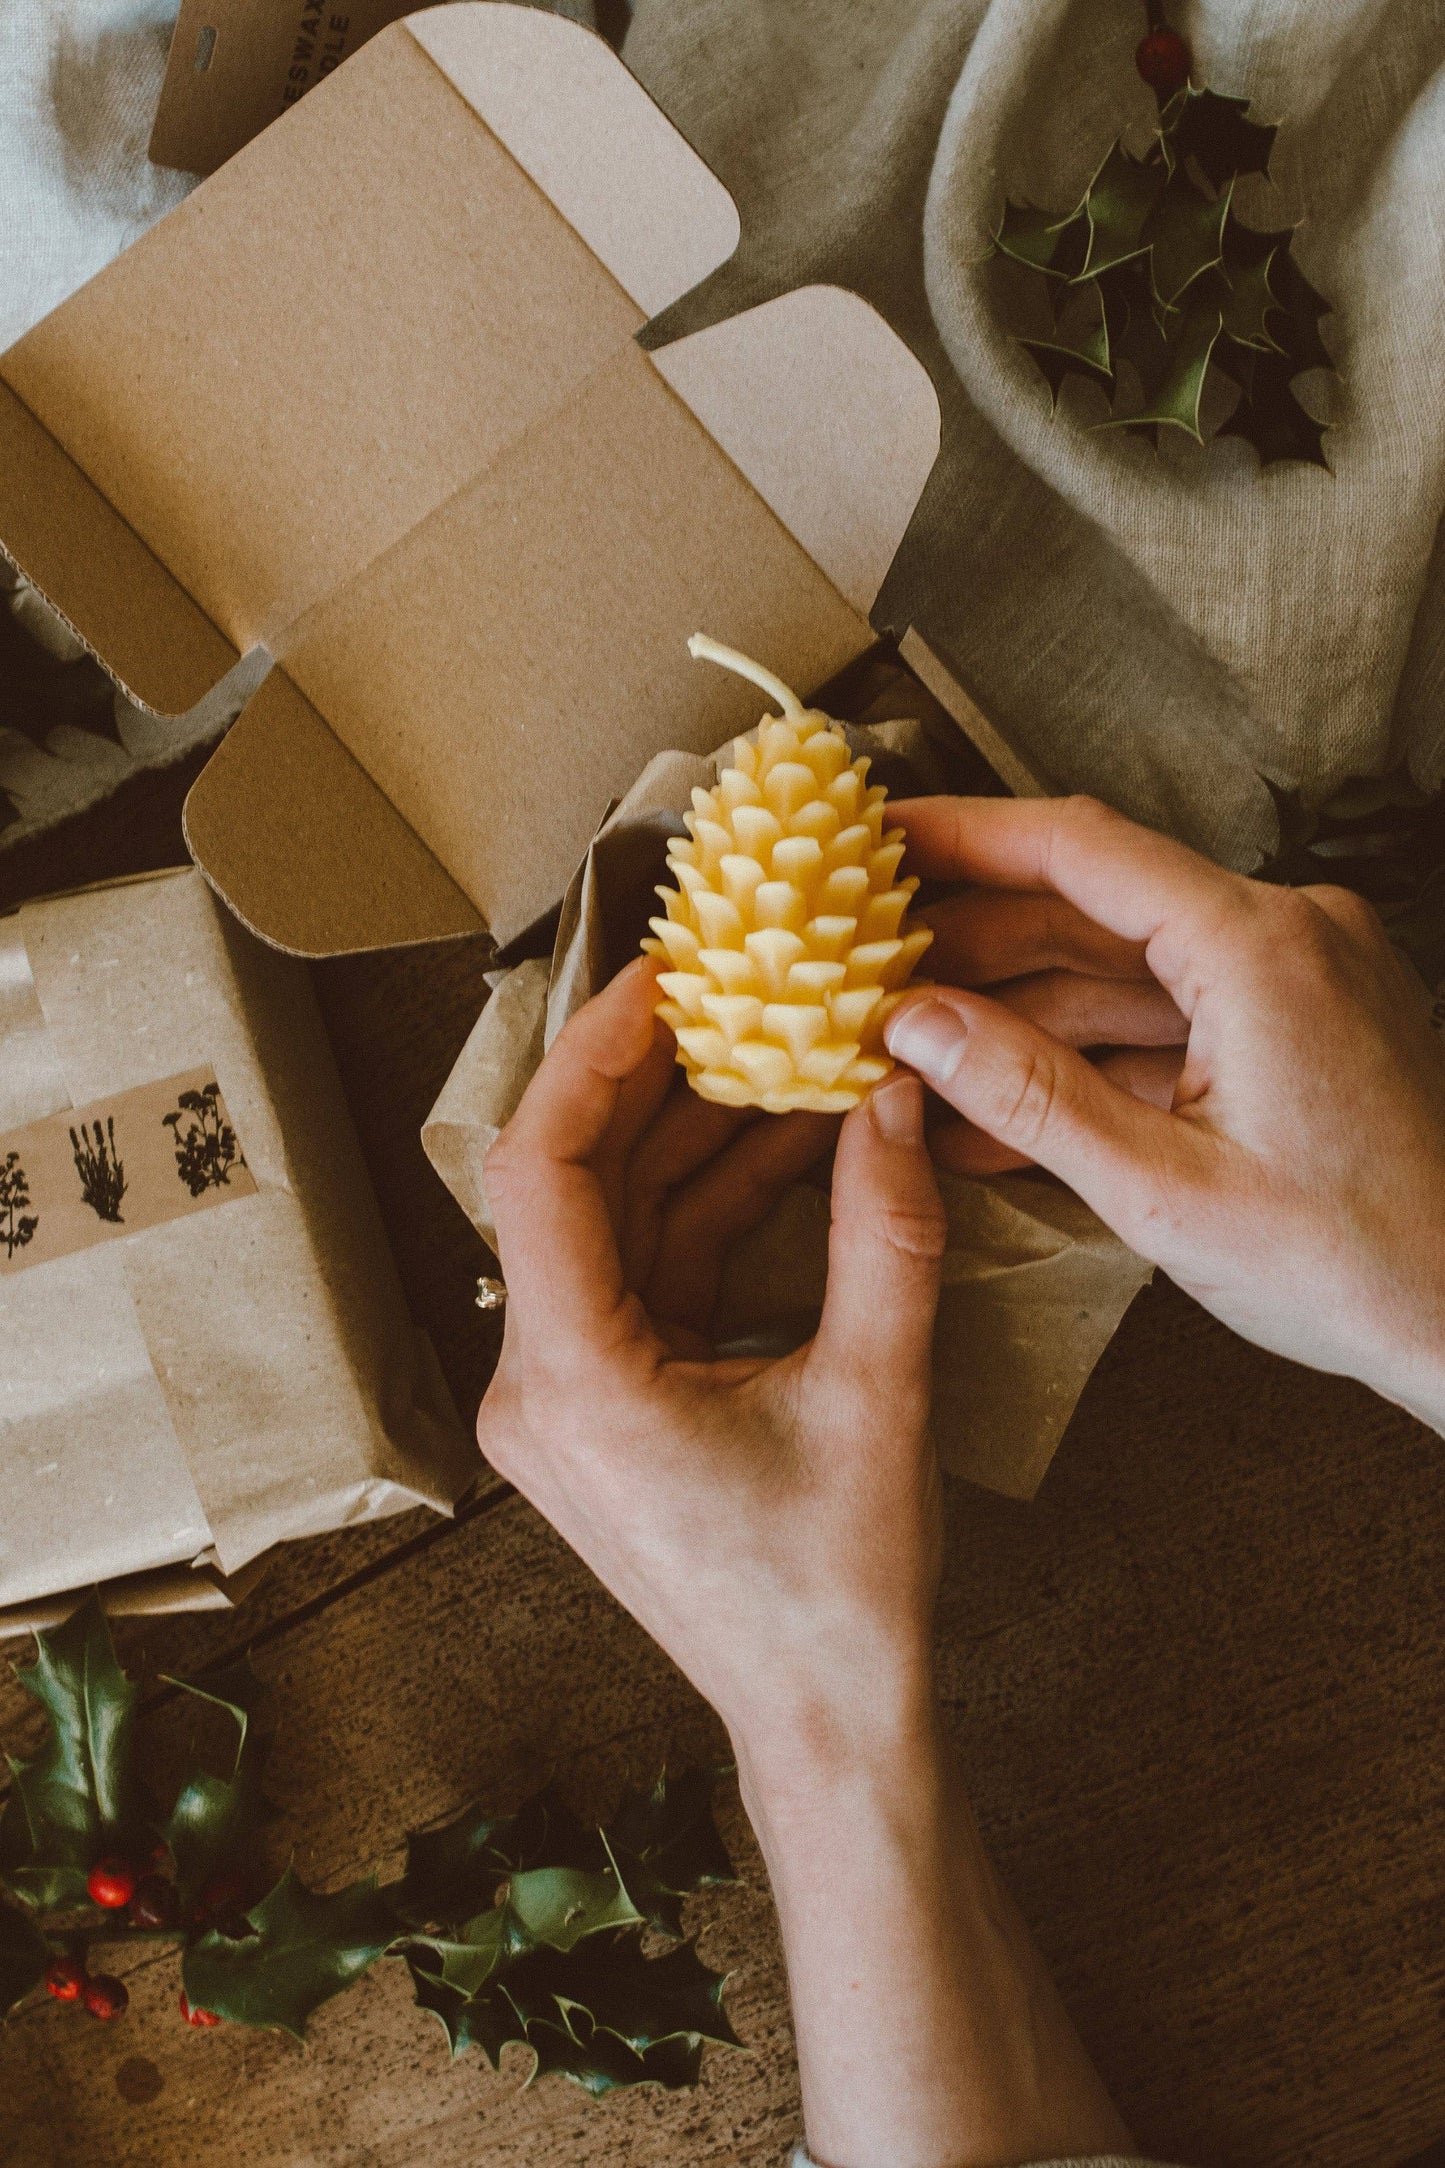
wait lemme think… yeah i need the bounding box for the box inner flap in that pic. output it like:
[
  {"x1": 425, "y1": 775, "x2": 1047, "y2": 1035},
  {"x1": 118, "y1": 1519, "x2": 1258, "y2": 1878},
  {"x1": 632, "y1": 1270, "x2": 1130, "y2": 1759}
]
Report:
[
  {"x1": 652, "y1": 288, "x2": 940, "y2": 616},
  {"x1": 277, "y1": 332, "x2": 873, "y2": 945},
  {"x1": 0, "y1": 380, "x2": 236, "y2": 714},
  {"x1": 182, "y1": 672, "x2": 484, "y2": 956},
  {"x1": 408, "y1": 5, "x2": 739, "y2": 318}
]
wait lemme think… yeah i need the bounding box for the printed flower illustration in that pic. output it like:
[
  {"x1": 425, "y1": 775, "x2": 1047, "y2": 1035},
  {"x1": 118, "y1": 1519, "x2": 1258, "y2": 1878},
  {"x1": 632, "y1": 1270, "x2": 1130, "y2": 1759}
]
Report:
[
  {"x1": 163, "y1": 1082, "x2": 241, "y2": 1197},
  {"x1": 0, "y1": 1150, "x2": 38, "y2": 1258},
  {"x1": 70, "y1": 1117, "x2": 126, "y2": 1222}
]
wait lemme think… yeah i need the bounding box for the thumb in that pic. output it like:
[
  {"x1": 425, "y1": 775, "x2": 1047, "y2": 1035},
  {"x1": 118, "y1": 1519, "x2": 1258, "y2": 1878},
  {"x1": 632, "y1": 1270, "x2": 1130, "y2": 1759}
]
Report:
[
  {"x1": 885, "y1": 988, "x2": 1197, "y2": 1241},
  {"x1": 810, "y1": 1073, "x2": 946, "y2": 1405}
]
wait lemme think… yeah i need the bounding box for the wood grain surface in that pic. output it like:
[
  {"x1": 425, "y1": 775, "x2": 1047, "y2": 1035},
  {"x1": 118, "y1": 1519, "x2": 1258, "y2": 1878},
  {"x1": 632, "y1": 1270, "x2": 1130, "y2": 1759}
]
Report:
[{"x1": 1, "y1": 758, "x2": 1443, "y2": 2168}]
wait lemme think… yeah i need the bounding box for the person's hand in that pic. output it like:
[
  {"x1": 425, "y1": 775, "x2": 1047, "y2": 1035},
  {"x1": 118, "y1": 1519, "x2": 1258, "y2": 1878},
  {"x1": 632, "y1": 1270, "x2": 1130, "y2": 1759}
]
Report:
[
  {"x1": 476, "y1": 955, "x2": 948, "y2": 1762},
  {"x1": 884, "y1": 795, "x2": 1445, "y2": 1431},
  {"x1": 476, "y1": 957, "x2": 1133, "y2": 2168}
]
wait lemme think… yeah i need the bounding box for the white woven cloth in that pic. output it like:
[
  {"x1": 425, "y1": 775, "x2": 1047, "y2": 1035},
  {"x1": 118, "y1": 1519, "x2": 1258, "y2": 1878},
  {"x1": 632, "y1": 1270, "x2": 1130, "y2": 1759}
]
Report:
[{"x1": 0, "y1": 0, "x2": 190, "y2": 352}]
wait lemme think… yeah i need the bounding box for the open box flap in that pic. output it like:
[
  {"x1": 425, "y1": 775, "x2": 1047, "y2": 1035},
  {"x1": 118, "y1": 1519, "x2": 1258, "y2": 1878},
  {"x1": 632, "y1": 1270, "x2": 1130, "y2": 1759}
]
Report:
[
  {"x1": 183, "y1": 672, "x2": 484, "y2": 955},
  {"x1": 408, "y1": 4, "x2": 740, "y2": 319},
  {"x1": 652, "y1": 287, "x2": 940, "y2": 617}
]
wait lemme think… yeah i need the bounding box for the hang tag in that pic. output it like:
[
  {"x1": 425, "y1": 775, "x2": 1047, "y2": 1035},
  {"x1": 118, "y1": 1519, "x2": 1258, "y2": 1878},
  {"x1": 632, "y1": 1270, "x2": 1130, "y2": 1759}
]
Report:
[
  {"x1": 0, "y1": 1067, "x2": 257, "y2": 1275},
  {"x1": 149, "y1": 0, "x2": 422, "y2": 176}
]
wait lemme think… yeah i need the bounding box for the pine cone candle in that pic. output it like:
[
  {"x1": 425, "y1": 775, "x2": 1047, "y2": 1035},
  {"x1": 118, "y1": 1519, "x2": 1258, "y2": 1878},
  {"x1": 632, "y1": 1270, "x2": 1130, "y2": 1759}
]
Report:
[{"x1": 644, "y1": 637, "x2": 933, "y2": 1114}]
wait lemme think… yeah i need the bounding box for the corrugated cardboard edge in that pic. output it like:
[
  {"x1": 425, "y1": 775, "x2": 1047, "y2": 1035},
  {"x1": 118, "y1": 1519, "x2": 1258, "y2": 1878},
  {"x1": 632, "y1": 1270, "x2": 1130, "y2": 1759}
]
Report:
[
  {"x1": 0, "y1": 379, "x2": 242, "y2": 717},
  {"x1": 899, "y1": 627, "x2": 1048, "y2": 800},
  {"x1": 182, "y1": 671, "x2": 487, "y2": 957}
]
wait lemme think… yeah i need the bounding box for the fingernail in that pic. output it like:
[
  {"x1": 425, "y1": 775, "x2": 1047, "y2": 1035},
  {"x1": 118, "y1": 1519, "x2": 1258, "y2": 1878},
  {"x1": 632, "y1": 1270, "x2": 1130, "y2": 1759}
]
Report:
[
  {"x1": 871, "y1": 1072, "x2": 923, "y2": 1146},
  {"x1": 885, "y1": 998, "x2": 967, "y2": 1086}
]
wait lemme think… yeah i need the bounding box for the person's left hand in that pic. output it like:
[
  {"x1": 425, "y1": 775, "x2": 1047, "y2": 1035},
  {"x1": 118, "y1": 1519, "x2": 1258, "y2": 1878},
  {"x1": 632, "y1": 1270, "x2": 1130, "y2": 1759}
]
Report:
[{"x1": 475, "y1": 956, "x2": 950, "y2": 1766}]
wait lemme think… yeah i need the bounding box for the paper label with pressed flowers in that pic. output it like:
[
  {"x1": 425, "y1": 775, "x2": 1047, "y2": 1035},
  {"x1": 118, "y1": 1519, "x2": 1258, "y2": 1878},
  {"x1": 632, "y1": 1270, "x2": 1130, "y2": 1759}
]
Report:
[{"x1": 0, "y1": 1066, "x2": 257, "y2": 1274}]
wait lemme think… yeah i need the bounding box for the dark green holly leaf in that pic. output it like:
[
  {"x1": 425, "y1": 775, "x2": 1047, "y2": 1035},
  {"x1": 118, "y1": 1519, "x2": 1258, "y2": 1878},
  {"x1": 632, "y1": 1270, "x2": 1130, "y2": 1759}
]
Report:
[
  {"x1": 1266, "y1": 246, "x2": 1334, "y2": 375},
  {"x1": 1168, "y1": 87, "x2": 1276, "y2": 188},
  {"x1": 504, "y1": 1863, "x2": 642, "y2": 1952},
  {"x1": 1219, "y1": 239, "x2": 1282, "y2": 351},
  {"x1": 161, "y1": 1659, "x2": 271, "y2": 1904},
  {"x1": 1218, "y1": 346, "x2": 1328, "y2": 467},
  {"x1": 183, "y1": 1867, "x2": 397, "y2": 2037},
  {"x1": 393, "y1": 1803, "x2": 516, "y2": 1929},
  {"x1": 1019, "y1": 324, "x2": 1114, "y2": 402},
  {"x1": 605, "y1": 1770, "x2": 735, "y2": 1937},
  {"x1": 405, "y1": 1952, "x2": 522, "y2": 2068},
  {"x1": 1080, "y1": 143, "x2": 1163, "y2": 277},
  {"x1": 0, "y1": 1592, "x2": 138, "y2": 1909},
  {"x1": 395, "y1": 1783, "x2": 607, "y2": 1932},
  {"x1": 552, "y1": 1932, "x2": 740, "y2": 2054},
  {"x1": 1117, "y1": 295, "x2": 1223, "y2": 439},
  {"x1": 0, "y1": 1900, "x2": 50, "y2": 2015},
  {"x1": 1145, "y1": 166, "x2": 1232, "y2": 307},
  {"x1": 994, "y1": 200, "x2": 1084, "y2": 277},
  {"x1": 526, "y1": 2007, "x2": 703, "y2": 2097}
]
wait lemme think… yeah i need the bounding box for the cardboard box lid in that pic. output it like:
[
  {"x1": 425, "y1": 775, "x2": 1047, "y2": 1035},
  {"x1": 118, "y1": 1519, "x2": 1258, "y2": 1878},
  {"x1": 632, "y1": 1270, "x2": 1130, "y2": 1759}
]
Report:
[{"x1": 0, "y1": 4, "x2": 940, "y2": 954}]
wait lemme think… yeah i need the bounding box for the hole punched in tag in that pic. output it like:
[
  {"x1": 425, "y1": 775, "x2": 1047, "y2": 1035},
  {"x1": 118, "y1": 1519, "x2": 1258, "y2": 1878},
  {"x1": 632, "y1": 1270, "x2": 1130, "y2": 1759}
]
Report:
[{"x1": 194, "y1": 24, "x2": 218, "y2": 72}]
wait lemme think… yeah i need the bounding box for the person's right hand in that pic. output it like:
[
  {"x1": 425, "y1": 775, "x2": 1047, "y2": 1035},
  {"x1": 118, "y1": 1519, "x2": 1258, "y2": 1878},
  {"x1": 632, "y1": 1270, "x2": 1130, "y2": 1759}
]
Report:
[{"x1": 883, "y1": 795, "x2": 1445, "y2": 1433}]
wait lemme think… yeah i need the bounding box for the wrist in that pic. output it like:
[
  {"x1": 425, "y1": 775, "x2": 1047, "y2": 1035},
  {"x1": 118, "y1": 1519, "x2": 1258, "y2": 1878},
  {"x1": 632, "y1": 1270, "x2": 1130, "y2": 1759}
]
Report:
[{"x1": 728, "y1": 1653, "x2": 944, "y2": 1844}]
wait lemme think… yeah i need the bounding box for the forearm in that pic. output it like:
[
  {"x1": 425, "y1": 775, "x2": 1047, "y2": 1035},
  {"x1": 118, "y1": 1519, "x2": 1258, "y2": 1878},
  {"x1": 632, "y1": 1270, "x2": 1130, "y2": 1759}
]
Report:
[{"x1": 734, "y1": 1683, "x2": 1133, "y2": 2168}]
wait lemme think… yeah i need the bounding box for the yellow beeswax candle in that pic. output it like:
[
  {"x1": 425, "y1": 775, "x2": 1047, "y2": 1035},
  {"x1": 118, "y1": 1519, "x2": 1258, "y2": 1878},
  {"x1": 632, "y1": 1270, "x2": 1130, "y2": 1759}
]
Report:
[{"x1": 643, "y1": 636, "x2": 933, "y2": 1114}]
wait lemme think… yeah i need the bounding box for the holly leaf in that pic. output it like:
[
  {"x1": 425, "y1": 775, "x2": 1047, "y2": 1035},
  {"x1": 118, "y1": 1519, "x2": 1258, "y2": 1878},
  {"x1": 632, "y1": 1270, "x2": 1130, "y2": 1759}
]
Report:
[
  {"x1": 0, "y1": 1592, "x2": 138, "y2": 1909},
  {"x1": 393, "y1": 1783, "x2": 607, "y2": 1931},
  {"x1": 505, "y1": 1863, "x2": 643, "y2": 1951},
  {"x1": 0, "y1": 1901, "x2": 50, "y2": 2016},
  {"x1": 183, "y1": 1867, "x2": 397, "y2": 2037},
  {"x1": 405, "y1": 1952, "x2": 523, "y2": 2067},
  {"x1": 161, "y1": 1659, "x2": 271, "y2": 1904},
  {"x1": 1020, "y1": 317, "x2": 1115, "y2": 403},
  {"x1": 1112, "y1": 294, "x2": 1223, "y2": 440},
  {"x1": 605, "y1": 1769, "x2": 735, "y2": 1937},
  {"x1": 526, "y1": 2007, "x2": 703, "y2": 2097},
  {"x1": 1168, "y1": 87, "x2": 1276, "y2": 188},
  {"x1": 1218, "y1": 346, "x2": 1328, "y2": 468},
  {"x1": 1080, "y1": 143, "x2": 1163, "y2": 277},
  {"x1": 994, "y1": 200, "x2": 1086, "y2": 278},
  {"x1": 549, "y1": 1932, "x2": 739, "y2": 2054},
  {"x1": 1145, "y1": 166, "x2": 1233, "y2": 308}
]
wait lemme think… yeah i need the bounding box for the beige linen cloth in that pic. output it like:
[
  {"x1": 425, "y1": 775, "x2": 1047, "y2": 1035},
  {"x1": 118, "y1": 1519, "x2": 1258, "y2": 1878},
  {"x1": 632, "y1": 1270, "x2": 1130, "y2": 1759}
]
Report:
[{"x1": 625, "y1": 0, "x2": 1445, "y2": 870}]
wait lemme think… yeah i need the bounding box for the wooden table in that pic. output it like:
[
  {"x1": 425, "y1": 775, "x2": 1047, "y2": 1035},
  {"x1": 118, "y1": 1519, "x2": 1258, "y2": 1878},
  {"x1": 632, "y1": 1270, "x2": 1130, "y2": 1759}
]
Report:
[{"x1": 2, "y1": 762, "x2": 1443, "y2": 2168}]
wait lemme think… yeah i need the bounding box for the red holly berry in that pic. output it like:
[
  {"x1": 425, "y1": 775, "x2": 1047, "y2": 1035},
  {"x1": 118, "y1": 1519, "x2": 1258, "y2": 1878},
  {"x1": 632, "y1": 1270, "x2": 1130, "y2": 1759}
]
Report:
[
  {"x1": 1135, "y1": 25, "x2": 1190, "y2": 98},
  {"x1": 128, "y1": 1874, "x2": 180, "y2": 1931},
  {"x1": 44, "y1": 1957, "x2": 87, "y2": 2003},
  {"x1": 179, "y1": 1991, "x2": 222, "y2": 2028},
  {"x1": 83, "y1": 1974, "x2": 129, "y2": 2020},
  {"x1": 86, "y1": 1856, "x2": 137, "y2": 1910}
]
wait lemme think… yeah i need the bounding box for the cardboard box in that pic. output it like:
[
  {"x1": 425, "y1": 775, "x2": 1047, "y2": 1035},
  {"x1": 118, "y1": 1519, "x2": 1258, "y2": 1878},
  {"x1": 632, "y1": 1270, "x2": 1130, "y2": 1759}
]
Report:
[
  {"x1": 0, "y1": 869, "x2": 476, "y2": 1636},
  {"x1": 0, "y1": 2, "x2": 1032, "y2": 966}
]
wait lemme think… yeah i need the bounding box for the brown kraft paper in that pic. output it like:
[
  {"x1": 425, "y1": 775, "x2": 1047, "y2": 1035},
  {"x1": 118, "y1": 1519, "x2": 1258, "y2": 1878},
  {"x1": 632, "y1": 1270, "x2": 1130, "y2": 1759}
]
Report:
[
  {"x1": 425, "y1": 733, "x2": 1153, "y2": 1503},
  {"x1": 0, "y1": 869, "x2": 477, "y2": 1622}
]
